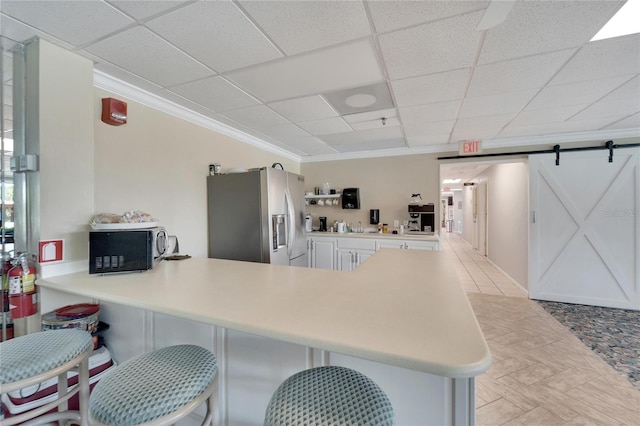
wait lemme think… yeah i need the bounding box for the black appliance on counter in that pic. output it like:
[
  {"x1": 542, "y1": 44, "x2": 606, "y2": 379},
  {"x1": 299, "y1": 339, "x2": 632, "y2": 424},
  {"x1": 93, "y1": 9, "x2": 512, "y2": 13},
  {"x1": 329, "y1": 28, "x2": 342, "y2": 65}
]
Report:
[
  {"x1": 408, "y1": 203, "x2": 435, "y2": 233},
  {"x1": 342, "y1": 188, "x2": 360, "y2": 209},
  {"x1": 89, "y1": 227, "x2": 168, "y2": 274}
]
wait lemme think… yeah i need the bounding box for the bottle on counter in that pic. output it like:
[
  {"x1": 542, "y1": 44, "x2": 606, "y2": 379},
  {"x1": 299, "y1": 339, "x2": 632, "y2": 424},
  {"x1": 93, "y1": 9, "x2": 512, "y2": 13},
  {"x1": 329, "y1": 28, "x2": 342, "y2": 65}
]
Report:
[{"x1": 383, "y1": 223, "x2": 388, "y2": 233}]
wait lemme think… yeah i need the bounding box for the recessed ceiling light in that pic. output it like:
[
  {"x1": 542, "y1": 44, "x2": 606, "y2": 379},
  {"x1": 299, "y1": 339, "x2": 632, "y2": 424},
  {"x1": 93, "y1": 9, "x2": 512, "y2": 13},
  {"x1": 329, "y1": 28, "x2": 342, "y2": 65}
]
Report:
[
  {"x1": 443, "y1": 179, "x2": 461, "y2": 184},
  {"x1": 591, "y1": 0, "x2": 640, "y2": 41},
  {"x1": 345, "y1": 94, "x2": 377, "y2": 108}
]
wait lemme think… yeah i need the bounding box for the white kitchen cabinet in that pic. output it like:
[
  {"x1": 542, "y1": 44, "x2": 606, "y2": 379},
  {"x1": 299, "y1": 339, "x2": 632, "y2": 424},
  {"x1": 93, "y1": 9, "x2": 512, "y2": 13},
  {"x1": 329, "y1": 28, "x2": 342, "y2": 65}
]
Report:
[
  {"x1": 307, "y1": 237, "x2": 336, "y2": 270},
  {"x1": 376, "y1": 241, "x2": 406, "y2": 250},
  {"x1": 308, "y1": 235, "x2": 439, "y2": 270},
  {"x1": 404, "y1": 240, "x2": 438, "y2": 250},
  {"x1": 336, "y1": 238, "x2": 375, "y2": 271},
  {"x1": 376, "y1": 239, "x2": 439, "y2": 251}
]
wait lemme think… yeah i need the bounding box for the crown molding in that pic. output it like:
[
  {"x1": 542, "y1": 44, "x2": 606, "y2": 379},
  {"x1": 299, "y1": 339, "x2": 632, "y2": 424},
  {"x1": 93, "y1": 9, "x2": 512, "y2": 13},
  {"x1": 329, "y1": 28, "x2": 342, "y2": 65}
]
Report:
[
  {"x1": 93, "y1": 70, "x2": 302, "y2": 162},
  {"x1": 93, "y1": 70, "x2": 639, "y2": 165}
]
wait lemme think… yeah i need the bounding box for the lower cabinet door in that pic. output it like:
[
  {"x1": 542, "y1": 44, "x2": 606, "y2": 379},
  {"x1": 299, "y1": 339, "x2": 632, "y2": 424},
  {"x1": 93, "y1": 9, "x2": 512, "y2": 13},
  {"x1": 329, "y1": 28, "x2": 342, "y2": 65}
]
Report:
[
  {"x1": 311, "y1": 239, "x2": 336, "y2": 270},
  {"x1": 336, "y1": 249, "x2": 355, "y2": 271},
  {"x1": 355, "y1": 250, "x2": 374, "y2": 266}
]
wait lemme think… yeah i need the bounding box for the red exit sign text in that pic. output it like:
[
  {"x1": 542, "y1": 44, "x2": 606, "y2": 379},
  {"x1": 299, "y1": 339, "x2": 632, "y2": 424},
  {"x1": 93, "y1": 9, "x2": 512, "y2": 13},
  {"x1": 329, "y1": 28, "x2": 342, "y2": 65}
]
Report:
[{"x1": 458, "y1": 140, "x2": 482, "y2": 155}]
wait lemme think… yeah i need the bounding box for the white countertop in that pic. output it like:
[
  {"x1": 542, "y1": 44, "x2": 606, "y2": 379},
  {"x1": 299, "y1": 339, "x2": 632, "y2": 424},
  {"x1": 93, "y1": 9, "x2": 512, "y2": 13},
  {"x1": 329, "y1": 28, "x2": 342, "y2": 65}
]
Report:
[
  {"x1": 308, "y1": 231, "x2": 440, "y2": 242},
  {"x1": 37, "y1": 249, "x2": 490, "y2": 378}
]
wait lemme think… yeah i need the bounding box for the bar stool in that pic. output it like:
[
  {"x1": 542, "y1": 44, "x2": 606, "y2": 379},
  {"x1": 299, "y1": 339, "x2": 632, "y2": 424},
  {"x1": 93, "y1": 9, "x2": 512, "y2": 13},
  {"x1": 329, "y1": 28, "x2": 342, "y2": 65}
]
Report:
[
  {"x1": 89, "y1": 344, "x2": 218, "y2": 425},
  {"x1": 264, "y1": 366, "x2": 395, "y2": 425},
  {"x1": 0, "y1": 328, "x2": 93, "y2": 426}
]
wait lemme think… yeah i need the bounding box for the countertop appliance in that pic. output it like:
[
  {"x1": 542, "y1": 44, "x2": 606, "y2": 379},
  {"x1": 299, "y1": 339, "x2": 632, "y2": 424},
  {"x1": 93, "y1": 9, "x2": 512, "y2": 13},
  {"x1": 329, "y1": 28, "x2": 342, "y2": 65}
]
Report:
[
  {"x1": 207, "y1": 167, "x2": 307, "y2": 267},
  {"x1": 89, "y1": 227, "x2": 168, "y2": 274},
  {"x1": 408, "y1": 203, "x2": 435, "y2": 234}
]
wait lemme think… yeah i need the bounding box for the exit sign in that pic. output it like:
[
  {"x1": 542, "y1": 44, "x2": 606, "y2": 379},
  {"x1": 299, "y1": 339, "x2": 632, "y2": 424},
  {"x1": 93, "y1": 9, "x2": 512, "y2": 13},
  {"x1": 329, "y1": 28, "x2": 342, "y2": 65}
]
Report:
[{"x1": 459, "y1": 140, "x2": 482, "y2": 155}]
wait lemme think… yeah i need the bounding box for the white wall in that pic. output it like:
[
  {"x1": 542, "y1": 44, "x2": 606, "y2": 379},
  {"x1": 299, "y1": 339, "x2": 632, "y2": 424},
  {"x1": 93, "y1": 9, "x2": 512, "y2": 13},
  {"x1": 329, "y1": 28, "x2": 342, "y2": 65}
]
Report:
[
  {"x1": 452, "y1": 190, "x2": 463, "y2": 233},
  {"x1": 93, "y1": 88, "x2": 299, "y2": 257},
  {"x1": 37, "y1": 41, "x2": 95, "y2": 262},
  {"x1": 465, "y1": 162, "x2": 529, "y2": 289}
]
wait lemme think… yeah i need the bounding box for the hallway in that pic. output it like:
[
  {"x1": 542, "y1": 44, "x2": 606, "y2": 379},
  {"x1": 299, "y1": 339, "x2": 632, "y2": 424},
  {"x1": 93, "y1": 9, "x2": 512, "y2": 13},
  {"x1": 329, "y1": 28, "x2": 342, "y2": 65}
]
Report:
[{"x1": 441, "y1": 232, "x2": 640, "y2": 425}]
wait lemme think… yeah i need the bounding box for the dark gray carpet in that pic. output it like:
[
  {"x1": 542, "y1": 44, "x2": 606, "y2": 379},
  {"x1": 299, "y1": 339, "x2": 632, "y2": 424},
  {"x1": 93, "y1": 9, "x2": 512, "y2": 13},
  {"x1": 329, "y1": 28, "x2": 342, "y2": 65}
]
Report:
[{"x1": 537, "y1": 300, "x2": 640, "y2": 390}]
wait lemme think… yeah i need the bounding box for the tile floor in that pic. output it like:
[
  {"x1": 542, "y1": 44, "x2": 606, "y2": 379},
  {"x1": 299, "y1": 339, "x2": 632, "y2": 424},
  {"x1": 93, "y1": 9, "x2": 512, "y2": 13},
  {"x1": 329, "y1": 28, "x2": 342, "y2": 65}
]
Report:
[{"x1": 441, "y1": 232, "x2": 640, "y2": 426}]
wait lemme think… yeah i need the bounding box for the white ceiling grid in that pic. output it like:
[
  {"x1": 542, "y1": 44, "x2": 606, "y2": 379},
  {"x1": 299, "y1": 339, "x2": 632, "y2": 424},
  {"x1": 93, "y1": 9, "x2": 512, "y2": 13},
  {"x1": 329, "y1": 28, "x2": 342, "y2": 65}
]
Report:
[{"x1": 0, "y1": 0, "x2": 638, "y2": 162}]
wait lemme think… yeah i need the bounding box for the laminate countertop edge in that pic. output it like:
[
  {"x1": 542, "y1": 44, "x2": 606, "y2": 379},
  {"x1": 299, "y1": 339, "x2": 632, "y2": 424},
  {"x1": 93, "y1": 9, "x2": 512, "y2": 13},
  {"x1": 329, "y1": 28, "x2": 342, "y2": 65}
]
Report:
[{"x1": 37, "y1": 249, "x2": 491, "y2": 378}]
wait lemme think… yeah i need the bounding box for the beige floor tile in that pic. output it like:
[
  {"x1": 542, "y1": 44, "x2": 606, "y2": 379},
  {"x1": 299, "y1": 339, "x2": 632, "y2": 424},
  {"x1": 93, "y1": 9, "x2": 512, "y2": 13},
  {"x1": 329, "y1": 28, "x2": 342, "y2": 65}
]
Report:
[
  {"x1": 442, "y1": 234, "x2": 640, "y2": 425},
  {"x1": 507, "y1": 362, "x2": 565, "y2": 386},
  {"x1": 477, "y1": 398, "x2": 526, "y2": 426},
  {"x1": 504, "y1": 406, "x2": 565, "y2": 426},
  {"x1": 538, "y1": 367, "x2": 601, "y2": 393}
]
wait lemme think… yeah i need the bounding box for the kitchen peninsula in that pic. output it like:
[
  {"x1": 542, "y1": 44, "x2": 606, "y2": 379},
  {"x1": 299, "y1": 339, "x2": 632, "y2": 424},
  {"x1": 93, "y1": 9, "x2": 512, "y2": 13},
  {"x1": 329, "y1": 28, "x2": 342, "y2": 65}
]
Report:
[{"x1": 37, "y1": 249, "x2": 490, "y2": 425}]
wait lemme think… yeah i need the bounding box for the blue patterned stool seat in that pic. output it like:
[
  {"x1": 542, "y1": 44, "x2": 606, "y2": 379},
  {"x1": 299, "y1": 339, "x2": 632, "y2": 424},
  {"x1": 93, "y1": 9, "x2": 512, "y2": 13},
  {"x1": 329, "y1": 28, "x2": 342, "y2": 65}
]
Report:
[
  {"x1": 0, "y1": 329, "x2": 93, "y2": 426},
  {"x1": 89, "y1": 344, "x2": 218, "y2": 426},
  {"x1": 264, "y1": 366, "x2": 395, "y2": 426}
]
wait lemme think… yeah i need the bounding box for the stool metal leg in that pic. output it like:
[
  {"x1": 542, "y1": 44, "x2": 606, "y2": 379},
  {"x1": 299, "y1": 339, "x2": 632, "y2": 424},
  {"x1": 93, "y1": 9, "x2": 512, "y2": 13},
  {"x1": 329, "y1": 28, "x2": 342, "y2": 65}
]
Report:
[{"x1": 78, "y1": 355, "x2": 90, "y2": 426}]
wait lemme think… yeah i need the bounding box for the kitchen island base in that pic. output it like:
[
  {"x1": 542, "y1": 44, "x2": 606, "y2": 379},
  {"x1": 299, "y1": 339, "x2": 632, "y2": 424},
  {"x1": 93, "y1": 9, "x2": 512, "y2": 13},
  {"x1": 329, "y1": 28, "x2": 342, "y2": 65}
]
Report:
[{"x1": 91, "y1": 302, "x2": 475, "y2": 425}]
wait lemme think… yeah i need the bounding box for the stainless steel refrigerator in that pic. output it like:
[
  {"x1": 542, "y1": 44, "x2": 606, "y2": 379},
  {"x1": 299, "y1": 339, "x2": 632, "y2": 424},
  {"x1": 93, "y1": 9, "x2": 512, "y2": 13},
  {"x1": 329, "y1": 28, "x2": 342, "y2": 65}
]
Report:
[{"x1": 207, "y1": 167, "x2": 307, "y2": 267}]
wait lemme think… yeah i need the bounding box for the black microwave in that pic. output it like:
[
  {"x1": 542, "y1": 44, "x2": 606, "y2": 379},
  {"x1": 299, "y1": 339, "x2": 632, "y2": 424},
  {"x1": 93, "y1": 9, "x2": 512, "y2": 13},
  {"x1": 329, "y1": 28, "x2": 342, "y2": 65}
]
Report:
[{"x1": 89, "y1": 227, "x2": 168, "y2": 274}]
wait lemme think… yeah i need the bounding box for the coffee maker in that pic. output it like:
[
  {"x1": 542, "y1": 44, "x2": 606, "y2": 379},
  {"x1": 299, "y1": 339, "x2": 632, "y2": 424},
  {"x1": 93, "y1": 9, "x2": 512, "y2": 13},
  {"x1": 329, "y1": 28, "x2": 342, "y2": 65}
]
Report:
[{"x1": 408, "y1": 203, "x2": 435, "y2": 233}]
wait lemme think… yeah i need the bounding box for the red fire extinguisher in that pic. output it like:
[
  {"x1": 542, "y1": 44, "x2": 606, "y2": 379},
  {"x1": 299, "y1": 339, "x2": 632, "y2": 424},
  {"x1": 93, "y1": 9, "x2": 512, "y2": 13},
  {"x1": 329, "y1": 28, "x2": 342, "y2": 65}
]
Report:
[{"x1": 8, "y1": 253, "x2": 37, "y2": 319}]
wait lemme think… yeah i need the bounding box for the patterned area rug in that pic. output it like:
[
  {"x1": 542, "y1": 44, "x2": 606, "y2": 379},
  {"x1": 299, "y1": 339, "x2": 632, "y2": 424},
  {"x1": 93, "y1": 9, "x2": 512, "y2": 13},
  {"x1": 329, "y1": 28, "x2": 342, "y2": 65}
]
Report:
[{"x1": 537, "y1": 300, "x2": 640, "y2": 390}]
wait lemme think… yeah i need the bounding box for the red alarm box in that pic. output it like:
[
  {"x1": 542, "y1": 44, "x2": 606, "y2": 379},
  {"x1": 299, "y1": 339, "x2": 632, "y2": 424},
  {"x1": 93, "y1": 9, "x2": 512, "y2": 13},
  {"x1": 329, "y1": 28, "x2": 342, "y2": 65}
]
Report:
[{"x1": 101, "y1": 98, "x2": 127, "y2": 126}]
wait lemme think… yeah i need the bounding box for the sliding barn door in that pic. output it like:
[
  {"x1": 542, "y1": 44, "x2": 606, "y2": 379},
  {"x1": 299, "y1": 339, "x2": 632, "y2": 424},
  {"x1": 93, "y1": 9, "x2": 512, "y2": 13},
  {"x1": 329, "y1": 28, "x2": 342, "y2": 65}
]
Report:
[{"x1": 529, "y1": 148, "x2": 640, "y2": 310}]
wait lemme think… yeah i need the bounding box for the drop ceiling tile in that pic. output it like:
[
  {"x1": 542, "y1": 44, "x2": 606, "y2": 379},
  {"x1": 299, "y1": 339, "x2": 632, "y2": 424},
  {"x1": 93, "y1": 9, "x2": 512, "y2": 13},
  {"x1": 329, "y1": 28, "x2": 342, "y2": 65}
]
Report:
[
  {"x1": 107, "y1": 0, "x2": 191, "y2": 20},
  {"x1": 226, "y1": 38, "x2": 383, "y2": 102},
  {"x1": 86, "y1": 27, "x2": 213, "y2": 87},
  {"x1": 510, "y1": 104, "x2": 589, "y2": 127},
  {"x1": 605, "y1": 113, "x2": 640, "y2": 130},
  {"x1": 391, "y1": 69, "x2": 470, "y2": 107},
  {"x1": 146, "y1": 1, "x2": 282, "y2": 72},
  {"x1": 407, "y1": 133, "x2": 451, "y2": 147},
  {"x1": 169, "y1": 76, "x2": 259, "y2": 112},
  {"x1": 221, "y1": 105, "x2": 290, "y2": 129},
  {"x1": 93, "y1": 62, "x2": 163, "y2": 94},
  {"x1": 258, "y1": 123, "x2": 311, "y2": 142},
  {"x1": 451, "y1": 114, "x2": 515, "y2": 141},
  {"x1": 239, "y1": 1, "x2": 370, "y2": 55},
  {"x1": 1, "y1": 0, "x2": 134, "y2": 46},
  {"x1": 404, "y1": 121, "x2": 455, "y2": 140},
  {"x1": 280, "y1": 137, "x2": 337, "y2": 157},
  {"x1": 268, "y1": 96, "x2": 337, "y2": 122},
  {"x1": 319, "y1": 126, "x2": 403, "y2": 146},
  {"x1": 342, "y1": 108, "x2": 396, "y2": 124},
  {"x1": 297, "y1": 117, "x2": 351, "y2": 136},
  {"x1": 0, "y1": 14, "x2": 74, "y2": 51},
  {"x1": 331, "y1": 138, "x2": 406, "y2": 153},
  {"x1": 499, "y1": 118, "x2": 619, "y2": 139},
  {"x1": 468, "y1": 50, "x2": 574, "y2": 98},
  {"x1": 368, "y1": 1, "x2": 489, "y2": 33},
  {"x1": 378, "y1": 10, "x2": 484, "y2": 80},
  {"x1": 399, "y1": 101, "x2": 460, "y2": 124},
  {"x1": 478, "y1": 1, "x2": 622, "y2": 64},
  {"x1": 526, "y1": 75, "x2": 634, "y2": 111},
  {"x1": 569, "y1": 97, "x2": 640, "y2": 122},
  {"x1": 290, "y1": 137, "x2": 338, "y2": 157},
  {"x1": 459, "y1": 90, "x2": 537, "y2": 119},
  {"x1": 599, "y1": 75, "x2": 640, "y2": 103},
  {"x1": 350, "y1": 117, "x2": 400, "y2": 131},
  {"x1": 550, "y1": 34, "x2": 640, "y2": 85}
]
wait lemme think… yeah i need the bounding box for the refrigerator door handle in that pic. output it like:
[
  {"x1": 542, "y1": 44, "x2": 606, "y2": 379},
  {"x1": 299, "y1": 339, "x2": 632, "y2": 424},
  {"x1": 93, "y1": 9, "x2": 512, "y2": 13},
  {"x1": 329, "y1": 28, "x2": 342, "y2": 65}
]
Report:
[{"x1": 285, "y1": 187, "x2": 295, "y2": 258}]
